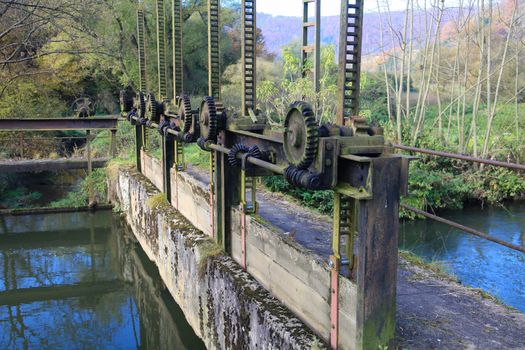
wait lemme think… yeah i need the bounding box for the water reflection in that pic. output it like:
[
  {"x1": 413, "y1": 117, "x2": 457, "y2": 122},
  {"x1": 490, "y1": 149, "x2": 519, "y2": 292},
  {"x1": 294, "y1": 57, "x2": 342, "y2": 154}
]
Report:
[
  {"x1": 0, "y1": 211, "x2": 205, "y2": 349},
  {"x1": 400, "y1": 203, "x2": 525, "y2": 312}
]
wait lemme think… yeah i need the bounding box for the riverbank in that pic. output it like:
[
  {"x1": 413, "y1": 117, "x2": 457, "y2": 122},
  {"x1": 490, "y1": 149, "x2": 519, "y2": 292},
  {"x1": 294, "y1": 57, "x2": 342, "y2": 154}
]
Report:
[{"x1": 253, "y1": 186, "x2": 525, "y2": 349}]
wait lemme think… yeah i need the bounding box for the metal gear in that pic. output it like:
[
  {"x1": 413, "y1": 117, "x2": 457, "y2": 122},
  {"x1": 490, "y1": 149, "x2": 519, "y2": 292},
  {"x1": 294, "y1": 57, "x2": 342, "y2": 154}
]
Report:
[
  {"x1": 198, "y1": 96, "x2": 218, "y2": 147},
  {"x1": 283, "y1": 101, "x2": 319, "y2": 169},
  {"x1": 72, "y1": 97, "x2": 95, "y2": 119},
  {"x1": 120, "y1": 85, "x2": 134, "y2": 113},
  {"x1": 136, "y1": 92, "x2": 146, "y2": 119},
  {"x1": 145, "y1": 92, "x2": 162, "y2": 123},
  {"x1": 178, "y1": 95, "x2": 193, "y2": 134}
]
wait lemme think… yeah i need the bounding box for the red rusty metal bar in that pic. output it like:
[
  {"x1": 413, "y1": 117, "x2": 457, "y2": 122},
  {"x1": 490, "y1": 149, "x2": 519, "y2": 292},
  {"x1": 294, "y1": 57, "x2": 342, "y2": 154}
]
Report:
[
  {"x1": 393, "y1": 144, "x2": 525, "y2": 171},
  {"x1": 401, "y1": 204, "x2": 525, "y2": 254},
  {"x1": 0, "y1": 118, "x2": 118, "y2": 131}
]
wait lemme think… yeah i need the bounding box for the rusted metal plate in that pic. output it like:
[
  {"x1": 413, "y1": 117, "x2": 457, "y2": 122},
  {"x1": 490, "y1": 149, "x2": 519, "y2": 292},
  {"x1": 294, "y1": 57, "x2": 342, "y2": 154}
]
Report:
[{"x1": 0, "y1": 117, "x2": 119, "y2": 131}]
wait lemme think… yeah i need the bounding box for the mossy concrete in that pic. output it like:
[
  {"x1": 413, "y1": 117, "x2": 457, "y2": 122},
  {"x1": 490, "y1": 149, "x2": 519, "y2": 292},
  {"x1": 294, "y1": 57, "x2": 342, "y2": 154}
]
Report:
[{"x1": 110, "y1": 168, "x2": 326, "y2": 349}]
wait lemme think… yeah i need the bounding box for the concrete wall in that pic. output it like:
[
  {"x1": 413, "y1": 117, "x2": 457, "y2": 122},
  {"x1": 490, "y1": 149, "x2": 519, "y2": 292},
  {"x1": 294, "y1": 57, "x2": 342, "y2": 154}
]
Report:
[
  {"x1": 112, "y1": 168, "x2": 325, "y2": 349},
  {"x1": 139, "y1": 152, "x2": 358, "y2": 350}
]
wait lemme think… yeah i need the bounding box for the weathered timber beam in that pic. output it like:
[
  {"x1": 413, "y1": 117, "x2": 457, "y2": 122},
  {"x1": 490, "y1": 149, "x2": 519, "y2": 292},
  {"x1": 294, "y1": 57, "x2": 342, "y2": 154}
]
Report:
[
  {"x1": 0, "y1": 117, "x2": 118, "y2": 131},
  {"x1": 0, "y1": 280, "x2": 125, "y2": 305},
  {"x1": 0, "y1": 157, "x2": 109, "y2": 173}
]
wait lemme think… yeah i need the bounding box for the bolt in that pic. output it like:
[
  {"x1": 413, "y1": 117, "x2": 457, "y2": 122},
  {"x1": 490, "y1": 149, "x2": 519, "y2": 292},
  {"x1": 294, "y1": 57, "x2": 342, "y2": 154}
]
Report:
[
  {"x1": 325, "y1": 159, "x2": 332, "y2": 167},
  {"x1": 326, "y1": 143, "x2": 333, "y2": 151},
  {"x1": 328, "y1": 260, "x2": 334, "y2": 268}
]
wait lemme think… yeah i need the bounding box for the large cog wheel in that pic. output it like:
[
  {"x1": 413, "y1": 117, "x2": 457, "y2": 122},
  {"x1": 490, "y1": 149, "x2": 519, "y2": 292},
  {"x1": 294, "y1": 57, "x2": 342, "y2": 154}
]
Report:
[
  {"x1": 198, "y1": 96, "x2": 218, "y2": 145},
  {"x1": 283, "y1": 101, "x2": 319, "y2": 170}
]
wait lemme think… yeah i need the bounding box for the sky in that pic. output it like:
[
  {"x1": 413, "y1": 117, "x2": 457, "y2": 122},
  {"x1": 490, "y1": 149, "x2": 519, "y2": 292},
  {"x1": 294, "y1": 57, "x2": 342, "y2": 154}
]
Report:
[{"x1": 256, "y1": 0, "x2": 410, "y2": 16}]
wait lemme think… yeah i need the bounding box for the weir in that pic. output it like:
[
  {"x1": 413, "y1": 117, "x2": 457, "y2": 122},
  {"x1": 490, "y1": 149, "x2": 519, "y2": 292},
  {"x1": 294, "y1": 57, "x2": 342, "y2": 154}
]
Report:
[{"x1": 116, "y1": 0, "x2": 406, "y2": 348}]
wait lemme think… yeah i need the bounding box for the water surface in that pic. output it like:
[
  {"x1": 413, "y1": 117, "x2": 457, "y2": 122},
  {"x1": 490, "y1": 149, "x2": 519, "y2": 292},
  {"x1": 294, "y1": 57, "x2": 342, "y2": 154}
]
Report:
[
  {"x1": 400, "y1": 203, "x2": 525, "y2": 312},
  {"x1": 0, "y1": 211, "x2": 205, "y2": 349}
]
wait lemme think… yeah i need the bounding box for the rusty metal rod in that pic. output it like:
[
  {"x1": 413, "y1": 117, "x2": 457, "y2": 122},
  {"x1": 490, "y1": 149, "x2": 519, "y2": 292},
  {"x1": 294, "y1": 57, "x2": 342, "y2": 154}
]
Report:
[
  {"x1": 0, "y1": 136, "x2": 109, "y2": 142},
  {"x1": 393, "y1": 144, "x2": 525, "y2": 171},
  {"x1": 401, "y1": 204, "x2": 525, "y2": 254},
  {"x1": 208, "y1": 143, "x2": 285, "y2": 175}
]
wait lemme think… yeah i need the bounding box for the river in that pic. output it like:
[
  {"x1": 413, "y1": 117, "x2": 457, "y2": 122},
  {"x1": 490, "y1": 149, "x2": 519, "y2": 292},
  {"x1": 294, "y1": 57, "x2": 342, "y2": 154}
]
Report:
[
  {"x1": 0, "y1": 211, "x2": 205, "y2": 349},
  {"x1": 400, "y1": 202, "x2": 525, "y2": 312}
]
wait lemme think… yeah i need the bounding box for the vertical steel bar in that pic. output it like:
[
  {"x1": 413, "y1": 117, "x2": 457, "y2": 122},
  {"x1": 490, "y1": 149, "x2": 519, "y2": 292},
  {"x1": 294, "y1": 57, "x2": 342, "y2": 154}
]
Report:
[
  {"x1": 336, "y1": 0, "x2": 364, "y2": 125},
  {"x1": 156, "y1": 0, "x2": 168, "y2": 99},
  {"x1": 314, "y1": 0, "x2": 321, "y2": 98},
  {"x1": 330, "y1": 191, "x2": 342, "y2": 349},
  {"x1": 135, "y1": 125, "x2": 143, "y2": 172},
  {"x1": 162, "y1": 135, "x2": 175, "y2": 203},
  {"x1": 110, "y1": 129, "x2": 117, "y2": 158},
  {"x1": 208, "y1": 0, "x2": 221, "y2": 99},
  {"x1": 242, "y1": 0, "x2": 256, "y2": 116},
  {"x1": 172, "y1": 0, "x2": 184, "y2": 98},
  {"x1": 86, "y1": 130, "x2": 93, "y2": 204},
  {"x1": 137, "y1": 11, "x2": 147, "y2": 92}
]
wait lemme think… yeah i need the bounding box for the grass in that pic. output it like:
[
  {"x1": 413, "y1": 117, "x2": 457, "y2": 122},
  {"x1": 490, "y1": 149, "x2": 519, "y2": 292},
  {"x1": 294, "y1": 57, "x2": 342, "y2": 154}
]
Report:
[
  {"x1": 184, "y1": 144, "x2": 209, "y2": 170},
  {"x1": 399, "y1": 250, "x2": 454, "y2": 281}
]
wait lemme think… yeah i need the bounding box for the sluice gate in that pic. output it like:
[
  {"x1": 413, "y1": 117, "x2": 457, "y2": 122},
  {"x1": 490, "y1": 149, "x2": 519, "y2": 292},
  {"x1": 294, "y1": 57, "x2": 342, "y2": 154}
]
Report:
[{"x1": 118, "y1": 1, "x2": 408, "y2": 349}]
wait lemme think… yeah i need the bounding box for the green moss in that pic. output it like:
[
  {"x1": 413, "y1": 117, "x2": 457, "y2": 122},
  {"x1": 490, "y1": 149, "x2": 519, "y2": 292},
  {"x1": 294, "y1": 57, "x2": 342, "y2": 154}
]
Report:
[
  {"x1": 197, "y1": 240, "x2": 224, "y2": 278},
  {"x1": 146, "y1": 193, "x2": 170, "y2": 212}
]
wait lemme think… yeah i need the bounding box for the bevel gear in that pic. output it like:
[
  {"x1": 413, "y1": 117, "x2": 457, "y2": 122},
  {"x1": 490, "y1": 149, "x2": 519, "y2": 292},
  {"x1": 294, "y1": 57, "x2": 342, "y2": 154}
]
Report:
[{"x1": 283, "y1": 101, "x2": 319, "y2": 170}]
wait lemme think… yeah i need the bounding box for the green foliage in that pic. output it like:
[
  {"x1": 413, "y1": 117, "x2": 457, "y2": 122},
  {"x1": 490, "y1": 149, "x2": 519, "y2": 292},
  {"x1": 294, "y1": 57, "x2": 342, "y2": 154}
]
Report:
[
  {"x1": 50, "y1": 169, "x2": 108, "y2": 208},
  {"x1": 0, "y1": 186, "x2": 42, "y2": 209},
  {"x1": 184, "y1": 144, "x2": 209, "y2": 169},
  {"x1": 264, "y1": 176, "x2": 333, "y2": 214}
]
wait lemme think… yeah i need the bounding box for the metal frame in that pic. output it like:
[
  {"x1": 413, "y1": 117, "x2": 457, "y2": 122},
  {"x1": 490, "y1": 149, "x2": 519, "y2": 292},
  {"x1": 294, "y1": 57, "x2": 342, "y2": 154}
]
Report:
[
  {"x1": 120, "y1": 0, "x2": 403, "y2": 348},
  {"x1": 301, "y1": 0, "x2": 321, "y2": 99}
]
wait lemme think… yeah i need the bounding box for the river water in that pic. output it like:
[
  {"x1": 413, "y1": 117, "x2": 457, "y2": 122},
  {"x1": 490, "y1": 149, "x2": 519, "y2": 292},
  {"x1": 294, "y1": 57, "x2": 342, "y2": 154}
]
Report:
[
  {"x1": 400, "y1": 203, "x2": 525, "y2": 312},
  {"x1": 0, "y1": 211, "x2": 205, "y2": 349}
]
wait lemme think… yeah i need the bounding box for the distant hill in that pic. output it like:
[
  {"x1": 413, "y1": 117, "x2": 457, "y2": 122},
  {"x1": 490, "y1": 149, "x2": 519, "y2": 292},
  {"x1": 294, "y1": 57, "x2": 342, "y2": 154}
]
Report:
[{"x1": 257, "y1": 10, "x2": 457, "y2": 57}]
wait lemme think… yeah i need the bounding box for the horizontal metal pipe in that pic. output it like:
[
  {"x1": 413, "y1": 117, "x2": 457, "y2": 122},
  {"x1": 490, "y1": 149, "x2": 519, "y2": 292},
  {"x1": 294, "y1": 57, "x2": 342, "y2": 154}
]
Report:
[
  {"x1": 208, "y1": 143, "x2": 285, "y2": 175},
  {"x1": 393, "y1": 144, "x2": 525, "y2": 171},
  {"x1": 401, "y1": 204, "x2": 525, "y2": 254},
  {"x1": 166, "y1": 128, "x2": 182, "y2": 138}
]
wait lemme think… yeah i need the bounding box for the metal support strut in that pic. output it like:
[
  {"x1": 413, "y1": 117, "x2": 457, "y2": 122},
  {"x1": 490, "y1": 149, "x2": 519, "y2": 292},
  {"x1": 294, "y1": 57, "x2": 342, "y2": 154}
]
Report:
[
  {"x1": 301, "y1": 0, "x2": 321, "y2": 99},
  {"x1": 242, "y1": 0, "x2": 256, "y2": 117},
  {"x1": 156, "y1": 0, "x2": 168, "y2": 99},
  {"x1": 172, "y1": 0, "x2": 184, "y2": 98},
  {"x1": 240, "y1": 166, "x2": 257, "y2": 270},
  {"x1": 330, "y1": 192, "x2": 358, "y2": 349},
  {"x1": 208, "y1": 0, "x2": 221, "y2": 99},
  {"x1": 336, "y1": 0, "x2": 364, "y2": 125}
]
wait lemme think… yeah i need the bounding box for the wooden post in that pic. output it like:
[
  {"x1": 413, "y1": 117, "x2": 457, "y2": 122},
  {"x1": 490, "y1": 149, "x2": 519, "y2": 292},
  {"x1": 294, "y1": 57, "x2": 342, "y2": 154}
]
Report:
[
  {"x1": 354, "y1": 156, "x2": 400, "y2": 348},
  {"x1": 162, "y1": 133, "x2": 175, "y2": 203},
  {"x1": 86, "y1": 130, "x2": 94, "y2": 205},
  {"x1": 110, "y1": 129, "x2": 117, "y2": 158},
  {"x1": 135, "y1": 125, "x2": 143, "y2": 172}
]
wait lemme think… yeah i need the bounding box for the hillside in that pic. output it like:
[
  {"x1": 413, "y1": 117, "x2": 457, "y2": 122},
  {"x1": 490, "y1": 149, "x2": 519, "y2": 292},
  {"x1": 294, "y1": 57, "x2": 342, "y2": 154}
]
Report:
[{"x1": 257, "y1": 10, "x2": 458, "y2": 56}]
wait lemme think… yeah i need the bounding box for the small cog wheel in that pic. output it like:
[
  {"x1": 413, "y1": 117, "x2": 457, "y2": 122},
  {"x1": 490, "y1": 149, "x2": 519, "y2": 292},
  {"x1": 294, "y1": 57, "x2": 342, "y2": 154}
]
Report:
[
  {"x1": 178, "y1": 95, "x2": 193, "y2": 134},
  {"x1": 283, "y1": 101, "x2": 319, "y2": 169},
  {"x1": 120, "y1": 85, "x2": 134, "y2": 113},
  {"x1": 145, "y1": 92, "x2": 163, "y2": 123},
  {"x1": 135, "y1": 92, "x2": 146, "y2": 119},
  {"x1": 198, "y1": 96, "x2": 218, "y2": 144}
]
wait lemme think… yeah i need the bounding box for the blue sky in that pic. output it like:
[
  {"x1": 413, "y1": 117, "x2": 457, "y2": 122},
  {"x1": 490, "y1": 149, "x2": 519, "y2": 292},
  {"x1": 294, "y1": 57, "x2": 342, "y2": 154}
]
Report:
[{"x1": 257, "y1": 0, "x2": 409, "y2": 16}]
